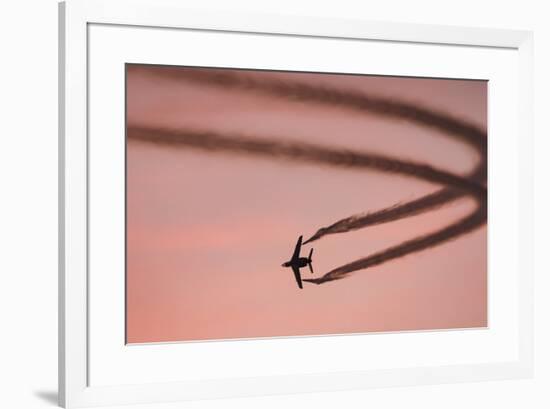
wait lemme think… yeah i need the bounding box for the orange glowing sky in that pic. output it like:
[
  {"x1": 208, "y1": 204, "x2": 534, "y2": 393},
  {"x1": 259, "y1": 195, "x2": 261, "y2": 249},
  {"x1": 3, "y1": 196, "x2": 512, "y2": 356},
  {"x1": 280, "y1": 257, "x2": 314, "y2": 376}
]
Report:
[{"x1": 126, "y1": 65, "x2": 487, "y2": 343}]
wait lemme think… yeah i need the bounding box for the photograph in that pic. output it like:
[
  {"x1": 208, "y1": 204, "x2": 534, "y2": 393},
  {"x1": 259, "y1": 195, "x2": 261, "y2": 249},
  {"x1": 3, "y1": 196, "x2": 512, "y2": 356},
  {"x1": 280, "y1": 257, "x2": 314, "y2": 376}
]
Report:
[
  {"x1": 125, "y1": 64, "x2": 487, "y2": 344},
  {"x1": 1, "y1": 0, "x2": 541, "y2": 407}
]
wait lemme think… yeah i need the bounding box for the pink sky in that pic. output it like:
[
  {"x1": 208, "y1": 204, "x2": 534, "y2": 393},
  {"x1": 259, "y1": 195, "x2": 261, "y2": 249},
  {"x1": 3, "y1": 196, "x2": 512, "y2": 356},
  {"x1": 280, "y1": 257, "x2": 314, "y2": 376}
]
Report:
[{"x1": 126, "y1": 65, "x2": 487, "y2": 343}]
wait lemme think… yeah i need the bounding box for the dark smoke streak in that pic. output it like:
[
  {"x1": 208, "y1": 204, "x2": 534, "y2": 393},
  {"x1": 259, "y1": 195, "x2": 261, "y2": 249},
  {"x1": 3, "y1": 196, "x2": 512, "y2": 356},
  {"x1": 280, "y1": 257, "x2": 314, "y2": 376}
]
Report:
[
  {"x1": 128, "y1": 126, "x2": 486, "y2": 198},
  {"x1": 303, "y1": 169, "x2": 485, "y2": 244},
  {"x1": 130, "y1": 65, "x2": 487, "y2": 241},
  {"x1": 130, "y1": 65, "x2": 486, "y2": 147}
]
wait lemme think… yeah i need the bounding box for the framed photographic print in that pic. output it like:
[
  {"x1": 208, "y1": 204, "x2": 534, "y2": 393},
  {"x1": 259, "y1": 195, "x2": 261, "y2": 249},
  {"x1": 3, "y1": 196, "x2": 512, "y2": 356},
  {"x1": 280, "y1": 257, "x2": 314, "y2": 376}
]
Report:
[{"x1": 59, "y1": 0, "x2": 534, "y2": 407}]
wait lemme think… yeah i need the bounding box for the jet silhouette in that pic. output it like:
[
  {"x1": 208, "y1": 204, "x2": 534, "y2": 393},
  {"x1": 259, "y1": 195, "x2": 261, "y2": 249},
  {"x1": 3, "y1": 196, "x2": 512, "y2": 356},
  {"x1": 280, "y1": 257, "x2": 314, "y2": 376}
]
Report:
[{"x1": 281, "y1": 235, "x2": 314, "y2": 289}]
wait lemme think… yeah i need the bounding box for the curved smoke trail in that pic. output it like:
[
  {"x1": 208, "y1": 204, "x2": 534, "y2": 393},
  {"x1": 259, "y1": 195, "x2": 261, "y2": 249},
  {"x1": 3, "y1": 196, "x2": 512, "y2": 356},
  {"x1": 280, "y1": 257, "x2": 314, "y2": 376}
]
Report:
[
  {"x1": 128, "y1": 126, "x2": 485, "y2": 197},
  {"x1": 303, "y1": 167, "x2": 485, "y2": 245},
  {"x1": 129, "y1": 65, "x2": 487, "y2": 243}
]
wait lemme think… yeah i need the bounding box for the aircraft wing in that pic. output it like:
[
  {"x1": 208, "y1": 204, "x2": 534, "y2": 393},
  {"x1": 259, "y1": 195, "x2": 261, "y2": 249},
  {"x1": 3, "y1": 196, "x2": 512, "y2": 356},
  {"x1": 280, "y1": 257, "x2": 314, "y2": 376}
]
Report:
[
  {"x1": 292, "y1": 265, "x2": 303, "y2": 289},
  {"x1": 291, "y1": 235, "x2": 303, "y2": 261}
]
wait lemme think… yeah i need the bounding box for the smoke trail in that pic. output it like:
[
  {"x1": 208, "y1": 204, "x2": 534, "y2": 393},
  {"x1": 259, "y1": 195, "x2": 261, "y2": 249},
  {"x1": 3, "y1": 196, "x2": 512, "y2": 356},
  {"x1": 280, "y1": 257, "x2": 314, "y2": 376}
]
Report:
[
  {"x1": 130, "y1": 65, "x2": 487, "y2": 236},
  {"x1": 303, "y1": 172, "x2": 485, "y2": 244},
  {"x1": 304, "y1": 202, "x2": 486, "y2": 284},
  {"x1": 129, "y1": 65, "x2": 486, "y2": 147},
  {"x1": 128, "y1": 126, "x2": 486, "y2": 198}
]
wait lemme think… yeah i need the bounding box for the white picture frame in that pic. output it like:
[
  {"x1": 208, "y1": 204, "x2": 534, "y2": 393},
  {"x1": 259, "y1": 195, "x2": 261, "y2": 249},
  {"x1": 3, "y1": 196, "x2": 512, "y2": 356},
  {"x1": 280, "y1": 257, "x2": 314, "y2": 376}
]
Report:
[{"x1": 59, "y1": 0, "x2": 534, "y2": 407}]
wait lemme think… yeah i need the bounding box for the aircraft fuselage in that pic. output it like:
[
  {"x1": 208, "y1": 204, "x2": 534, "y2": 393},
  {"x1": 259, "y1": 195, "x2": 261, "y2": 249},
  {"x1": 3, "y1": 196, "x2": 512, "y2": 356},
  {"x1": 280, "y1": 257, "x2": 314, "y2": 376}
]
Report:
[{"x1": 283, "y1": 257, "x2": 309, "y2": 268}]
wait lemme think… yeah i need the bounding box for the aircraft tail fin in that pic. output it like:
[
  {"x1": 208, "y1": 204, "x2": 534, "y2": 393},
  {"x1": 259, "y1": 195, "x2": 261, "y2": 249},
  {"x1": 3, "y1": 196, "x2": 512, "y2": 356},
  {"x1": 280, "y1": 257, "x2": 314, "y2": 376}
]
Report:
[{"x1": 308, "y1": 248, "x2": 314, "y2": 274}]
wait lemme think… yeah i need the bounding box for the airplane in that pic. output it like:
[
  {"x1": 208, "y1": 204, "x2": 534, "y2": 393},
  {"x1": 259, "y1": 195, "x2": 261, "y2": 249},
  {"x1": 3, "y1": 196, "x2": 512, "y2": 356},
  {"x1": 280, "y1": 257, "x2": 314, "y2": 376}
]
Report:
[{"x1": 281, "y1": 235, "x2": 314, "y2": 289}]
